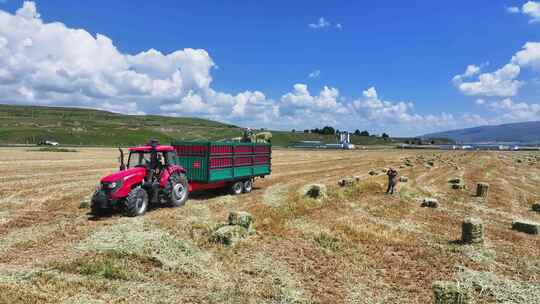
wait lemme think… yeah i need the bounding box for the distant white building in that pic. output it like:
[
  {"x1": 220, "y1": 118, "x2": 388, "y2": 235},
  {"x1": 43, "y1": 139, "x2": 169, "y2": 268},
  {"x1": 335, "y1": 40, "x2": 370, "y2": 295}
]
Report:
[
  {"x1": 44, "y1": 140, "x2": 59, "y2": 146},
  {"x1": 440, "y1": 145, "x2": 458, "y2": 150},
  {"x1": 337, "y1": 131, "x2": 355, "y2": 149}
]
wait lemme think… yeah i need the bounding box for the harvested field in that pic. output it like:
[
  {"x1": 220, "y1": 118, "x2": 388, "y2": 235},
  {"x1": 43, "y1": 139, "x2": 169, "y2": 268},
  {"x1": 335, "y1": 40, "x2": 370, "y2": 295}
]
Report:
[{"x1": 0, "y1": 147, "x2": 539, "y2": 303}]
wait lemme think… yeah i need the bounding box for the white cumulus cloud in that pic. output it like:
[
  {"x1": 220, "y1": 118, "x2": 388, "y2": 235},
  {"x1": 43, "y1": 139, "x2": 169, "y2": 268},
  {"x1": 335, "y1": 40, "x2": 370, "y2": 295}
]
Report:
[
  {"x1": 280, "y1": 84, "x2": 341, "y2": 112},
  {"x1": 453, "y1": 42, "x2": 540, "y2": 99},
  {"x1": 453, "y1": 64, "x2": 522, "y2": 97},
  {"x1": 308, "y1": 17, "x2": 341, "y2": 29},
  {"x1": 0, "y1": 1, "x2": 276, "y2": 125},
  {"x1": 452, "y1": 64, "x2": 482, "y2": 83},
  {"x1": 522, "y1": 1, "x2": 540, "y2": 22},
  {"x1": 507, "y1": 6, "x2": 521, "y2": 13},
  {"x1": 507, "y1": 1, "x2": 540, "y2": 23},
  {"x1": 483, "y1": 98, "x2": 540, "y2": 122},
  {"x1": 511, "y1": 41, "x2": 540, "y2": 68},
  {"x1": 308, "y1": 70, "x2": 320, "y2": 78}
]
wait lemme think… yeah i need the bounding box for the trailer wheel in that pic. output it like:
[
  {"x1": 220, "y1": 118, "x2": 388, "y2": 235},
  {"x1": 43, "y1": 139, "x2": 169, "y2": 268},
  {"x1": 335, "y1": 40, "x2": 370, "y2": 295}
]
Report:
[
  {"x1": 166, "y1": 172, "x2": 189, "y2": 207},
  {"x1": 242, "y1": 179, "x2": 253, "y2": 193},
  {"x1": 231, "y1": 181, "x2": 243, "y2": 195},
  {"x1": 125, "y1": 187, "x2": 148, "y2": 217}
]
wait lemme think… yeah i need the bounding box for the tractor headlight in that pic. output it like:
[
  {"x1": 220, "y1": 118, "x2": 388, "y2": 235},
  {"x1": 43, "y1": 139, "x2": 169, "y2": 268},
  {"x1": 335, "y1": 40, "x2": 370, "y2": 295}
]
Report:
[{"x1": 106, "y1": 180, "x2": 122, "y2": 193}]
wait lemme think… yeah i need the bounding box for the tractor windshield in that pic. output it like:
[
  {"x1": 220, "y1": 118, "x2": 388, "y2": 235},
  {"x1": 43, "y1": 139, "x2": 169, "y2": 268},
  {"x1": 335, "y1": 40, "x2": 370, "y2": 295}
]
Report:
[{"x1": 127, "y1": 151, "x2": 174, "y2": 168}]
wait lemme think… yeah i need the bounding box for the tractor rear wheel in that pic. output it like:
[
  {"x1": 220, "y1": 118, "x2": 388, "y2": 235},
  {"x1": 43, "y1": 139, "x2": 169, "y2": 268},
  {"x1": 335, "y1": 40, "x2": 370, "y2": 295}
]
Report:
[
  {"x1": 125, "y1": 187, "x2": 148, "y2": 217},
  {"x1": 166, "y1": 172, "x2": 189, "y2": 207},
  {"x1": 243, "y1": 179, "x2": 253, "y2": 193},
  {"x1": 230, "y1": 181, "x2": 243, "y2": 195}
]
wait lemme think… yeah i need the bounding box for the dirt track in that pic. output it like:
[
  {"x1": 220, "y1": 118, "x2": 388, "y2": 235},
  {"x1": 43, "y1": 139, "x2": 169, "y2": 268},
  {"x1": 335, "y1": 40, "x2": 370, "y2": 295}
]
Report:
[{"x1": 0, "y1": 147, "x2": 539, "y2": 303}]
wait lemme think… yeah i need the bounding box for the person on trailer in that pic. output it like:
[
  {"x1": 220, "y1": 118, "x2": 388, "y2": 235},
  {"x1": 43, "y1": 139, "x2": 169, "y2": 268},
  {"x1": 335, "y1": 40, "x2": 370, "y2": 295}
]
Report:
[
  {"x1": 386, "y1": 167, "x2": 398, "y2": 195},
  {"x1": 241, "y1": 128, "x2": 254, "y2": 143}
]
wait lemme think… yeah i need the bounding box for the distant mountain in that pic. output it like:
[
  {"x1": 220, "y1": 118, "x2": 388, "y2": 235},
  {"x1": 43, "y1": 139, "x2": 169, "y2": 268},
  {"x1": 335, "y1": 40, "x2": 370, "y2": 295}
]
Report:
[{"x1": 422, "y1": 121, "x2": 540, "y2": 143}]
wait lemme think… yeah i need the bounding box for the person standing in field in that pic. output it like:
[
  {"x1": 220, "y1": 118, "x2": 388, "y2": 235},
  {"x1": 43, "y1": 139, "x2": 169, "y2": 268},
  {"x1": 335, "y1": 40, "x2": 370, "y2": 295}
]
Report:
[{"x1": 386, "y1": 167, "x2": 398, "y2": 195}]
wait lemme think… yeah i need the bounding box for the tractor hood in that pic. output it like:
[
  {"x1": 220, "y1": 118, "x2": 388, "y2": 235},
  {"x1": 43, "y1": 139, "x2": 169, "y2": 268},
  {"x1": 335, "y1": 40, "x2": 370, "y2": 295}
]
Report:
[{"x1": 101, "y1": 167, "x2": 146, "y2": 183}]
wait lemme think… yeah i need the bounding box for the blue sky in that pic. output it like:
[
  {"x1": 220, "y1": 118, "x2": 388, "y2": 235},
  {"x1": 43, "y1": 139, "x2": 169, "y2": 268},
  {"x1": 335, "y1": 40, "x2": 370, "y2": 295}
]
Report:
[{"x1": 1, "y1": 1, "x2": 540, "y2": 136}]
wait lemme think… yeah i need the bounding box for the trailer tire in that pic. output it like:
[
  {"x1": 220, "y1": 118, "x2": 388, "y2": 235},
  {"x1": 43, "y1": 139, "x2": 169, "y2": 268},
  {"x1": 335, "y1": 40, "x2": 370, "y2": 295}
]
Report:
[
  {"x1": 166, "y1": 172, "x2": 189, "y2": 207},
  {"x1": 243, "y1": 179, "x2": 253, "y2": 193},
  {"x1": 231, "y1": 181, "x2": 243, "y2": 195},
  {"x1": 125, "y1": 187, "x2": 148, "y2": 217}
]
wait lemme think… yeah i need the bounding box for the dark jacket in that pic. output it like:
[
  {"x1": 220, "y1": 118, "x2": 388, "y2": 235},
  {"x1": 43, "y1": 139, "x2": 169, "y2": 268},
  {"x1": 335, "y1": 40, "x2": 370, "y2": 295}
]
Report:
[{"x1": 387, "y1": 169, "x2": 398, "y2": 183}]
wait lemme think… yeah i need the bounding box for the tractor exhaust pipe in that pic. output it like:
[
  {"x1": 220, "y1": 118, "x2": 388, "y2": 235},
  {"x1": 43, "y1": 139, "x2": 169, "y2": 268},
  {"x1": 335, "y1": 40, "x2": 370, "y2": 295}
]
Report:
[{"x1": 118, "y1": 147, "x2": 126, "y2": 171}]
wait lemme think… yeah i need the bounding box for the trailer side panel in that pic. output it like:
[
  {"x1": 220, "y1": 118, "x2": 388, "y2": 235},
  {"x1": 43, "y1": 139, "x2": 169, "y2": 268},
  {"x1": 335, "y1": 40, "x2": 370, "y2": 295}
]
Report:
[{"x1": 172, "y1": 140, "x2": 271, "y2": 183}]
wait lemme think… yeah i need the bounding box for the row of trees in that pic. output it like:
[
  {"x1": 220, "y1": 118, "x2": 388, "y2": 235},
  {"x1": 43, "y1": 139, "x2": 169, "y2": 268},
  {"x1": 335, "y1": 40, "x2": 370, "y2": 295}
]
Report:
[
  {"x1": 291, "y1": 126, "x2": 390, "y2": 139},
  {"x1": 352, "y1": 129, "x2": 389, "y2": 138}
]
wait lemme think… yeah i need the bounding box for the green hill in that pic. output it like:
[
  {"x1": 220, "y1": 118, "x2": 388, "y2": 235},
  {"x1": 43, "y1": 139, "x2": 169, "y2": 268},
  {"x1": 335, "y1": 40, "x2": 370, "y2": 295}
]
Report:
[{"x1": 0, "y1": 104, "x2": 391, "y2": 147}]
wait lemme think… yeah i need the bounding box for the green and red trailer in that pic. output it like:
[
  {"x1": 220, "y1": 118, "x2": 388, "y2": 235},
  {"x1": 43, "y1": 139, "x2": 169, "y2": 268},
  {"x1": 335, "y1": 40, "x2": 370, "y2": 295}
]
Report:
[{"x1": 90, "y1": 140, "x2": 271, "y2": 217}]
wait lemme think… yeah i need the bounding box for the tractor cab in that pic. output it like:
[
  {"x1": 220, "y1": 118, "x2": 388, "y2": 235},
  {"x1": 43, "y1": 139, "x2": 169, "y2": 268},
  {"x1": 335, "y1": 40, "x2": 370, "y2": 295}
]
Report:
[
  {"x1": 124, "y1": 143, "x2": 177, "y2": 172},
  {"x1": 91, "y1": 140, "x2": 188, "y2": 217}
]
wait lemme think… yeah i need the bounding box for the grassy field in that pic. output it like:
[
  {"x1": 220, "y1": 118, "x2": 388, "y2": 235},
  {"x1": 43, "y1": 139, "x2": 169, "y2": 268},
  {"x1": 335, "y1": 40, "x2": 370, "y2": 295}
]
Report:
[
  {"x1": 0, "y1": 147, "x2": 539, "y2": 303},
  {"x1": 0, "y1": 104, "x2": 392, "y2": 147}
]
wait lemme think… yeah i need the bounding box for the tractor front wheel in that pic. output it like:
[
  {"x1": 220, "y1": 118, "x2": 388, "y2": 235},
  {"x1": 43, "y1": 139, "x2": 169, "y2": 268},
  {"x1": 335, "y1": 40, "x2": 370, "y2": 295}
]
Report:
[
  {"x1": 125, "y1": 187, "x2": 148, "y2": 217},
  {"x1": 166, "y1": 173, "x2": 189, "y2": 207},
  {"x1": 91, "y1": 204, "x2": 110, "y2": 217},
  {"x1": 90, "y1": 191, "x2": 111, "y2": 217}
]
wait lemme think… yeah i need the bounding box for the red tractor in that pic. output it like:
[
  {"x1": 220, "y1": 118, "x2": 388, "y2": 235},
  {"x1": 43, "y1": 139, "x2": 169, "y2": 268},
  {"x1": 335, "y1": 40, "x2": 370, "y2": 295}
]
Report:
[{"x1": 91, "y1": 140, "x2": 188, "y2": 216}]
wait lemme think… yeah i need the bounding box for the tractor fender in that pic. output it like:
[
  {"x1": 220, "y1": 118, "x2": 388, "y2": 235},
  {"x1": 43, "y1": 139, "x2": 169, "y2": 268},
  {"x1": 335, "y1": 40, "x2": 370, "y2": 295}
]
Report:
[{"x1": 159, "y1": 165, "x2": 187, "y2": 188}]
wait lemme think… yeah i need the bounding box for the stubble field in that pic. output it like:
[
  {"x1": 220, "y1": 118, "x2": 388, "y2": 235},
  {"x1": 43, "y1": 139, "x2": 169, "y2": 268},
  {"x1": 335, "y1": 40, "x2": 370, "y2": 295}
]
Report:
[{"x1": 0, "y1": 147, "x2": 539, "y2": 303}]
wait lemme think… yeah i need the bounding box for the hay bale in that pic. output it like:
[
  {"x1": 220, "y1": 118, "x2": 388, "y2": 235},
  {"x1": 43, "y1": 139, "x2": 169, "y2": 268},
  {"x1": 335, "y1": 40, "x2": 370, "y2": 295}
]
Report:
[
  {"x1": 432, "y1": 281, "x2": 470, "y2": 304},
  {"x1": 399, "y1": 176, "x2": 408, "y2": 183},
  {"x1": 532, "y1": 203, "x2": 540, "y2": 213},
  {"x1": 452, "y1": 183, "x2": 465, "y2": 190},
  {"x1": 305, "y1": 184, "x2": 327, "y2": 199},
  {"x1": 427, "y1": 160, "x2": 435, "y2": 166},
  {"x1": 368, "y1": 170, "x2": 378, "y2": 176},
  {"x1": 228, "y1": 211, "x2": 253, "y2": 229},
  {"x1": 476, "y1": 183, "x2": 489, "y2": 198},
  {"x1": 338, "y1": 176, "x2": 360, "y2": 187},
  {"x1": 512, "y1": 219, "x2": 540, "y2": 235},
  {"x1": 462, "y1": 218, "x2": 484, "y2": 244},
  {"x1": 422, "y1": 198, "x2": 439, "y2": 208},
  {"x1": 211, "y1": 225, "x2": 248, "y2": 246},
  {"x1": 254, "y1": 132, "x2": 272, "y2": 143}
]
